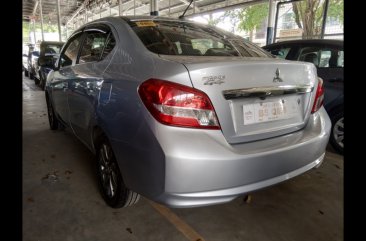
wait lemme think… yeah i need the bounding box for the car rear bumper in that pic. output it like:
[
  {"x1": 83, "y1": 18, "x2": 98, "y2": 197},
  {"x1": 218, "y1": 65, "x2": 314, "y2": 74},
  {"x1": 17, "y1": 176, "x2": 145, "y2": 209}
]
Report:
[
  {"x1": 112, "y1": 107, "x2": 330, "y2": 208},
  {"x1": 155, "y1": 153, "x2": 325, "y2": 208},
  {"x1": 151, "y1": 107, "x2": 331, "y2": 207}
]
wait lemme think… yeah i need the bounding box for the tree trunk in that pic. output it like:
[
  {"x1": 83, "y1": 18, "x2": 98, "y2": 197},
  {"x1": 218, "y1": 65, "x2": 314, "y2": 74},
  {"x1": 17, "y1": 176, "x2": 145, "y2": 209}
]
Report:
[{"x1": 292, "y1": 0, "x2": 324, "y2": 39}]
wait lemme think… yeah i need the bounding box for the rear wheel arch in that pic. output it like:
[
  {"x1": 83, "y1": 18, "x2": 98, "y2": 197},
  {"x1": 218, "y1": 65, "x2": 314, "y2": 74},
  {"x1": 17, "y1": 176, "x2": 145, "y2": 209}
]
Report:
[
  {"x1": 327, "y1": 104, "x2": 343, "y2": 118},
  {"x1": 93, "y1": 127, "x2": 140, "y2": 208}
]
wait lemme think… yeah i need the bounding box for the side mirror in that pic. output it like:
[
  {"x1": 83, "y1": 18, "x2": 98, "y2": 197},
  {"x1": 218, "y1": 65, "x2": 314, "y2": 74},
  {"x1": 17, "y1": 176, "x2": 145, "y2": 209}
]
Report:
[{"x1": 53, "y1": 55, "x2": 60, "y2": 70}]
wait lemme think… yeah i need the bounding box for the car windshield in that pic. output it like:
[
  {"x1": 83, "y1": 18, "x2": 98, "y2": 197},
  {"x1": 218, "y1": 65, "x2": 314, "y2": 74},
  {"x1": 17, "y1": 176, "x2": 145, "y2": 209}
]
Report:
[{"x1": 127, "y1": 20, "x2": 272, "y2": 58}]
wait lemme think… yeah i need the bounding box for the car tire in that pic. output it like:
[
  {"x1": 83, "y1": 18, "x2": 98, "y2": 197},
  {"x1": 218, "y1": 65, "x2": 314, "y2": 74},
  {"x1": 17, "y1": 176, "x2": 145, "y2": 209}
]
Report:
[
  {"x1": 96, "y1": 136, "x2": 140, "y2": 208},
  {"x1": 46, "y1": 95, "x2": 59, "y2": 130},
  {"x1": 29, "y1": 69, "x2": 34, "y2": 80},
  {"x1": 330, "y1": 110, "x2": 344, "y2": 155},
  {"x1": 24, "y1": 69, "x2": 29, "y2": 77},
  {"x1": 40, "y1": 74, "x2": 45, "y2": 90},
  {"x1": 34, "y1": 77, "x2": 40, "y2": 85}
]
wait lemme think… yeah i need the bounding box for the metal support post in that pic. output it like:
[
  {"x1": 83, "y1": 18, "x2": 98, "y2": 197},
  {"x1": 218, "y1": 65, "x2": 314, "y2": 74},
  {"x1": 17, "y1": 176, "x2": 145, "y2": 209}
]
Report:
[
  {"x1": 33, "y1": 20, "x2": 37, "y2": 44},
  {"x1": 321, "y1": 0, "x2": 330, "y2": 39},
  {"x1": 150, "y1": 0, "x2": 158, "y2": 16},
  {"x1": 39, "y1": 0, "x2": 44, "y2": 41},
  {"x1": 56, "y1": 0, "x2": 62, "y2": 42},
  {"x1": 169, "y1": 0, "x2": 171, "y2": 16},
  {"x1": 119, "y1": 0, "x2": 121, "y2": 16},
  {"x1": 266, "y1": 0, "x2": 276, "y2": 45}
]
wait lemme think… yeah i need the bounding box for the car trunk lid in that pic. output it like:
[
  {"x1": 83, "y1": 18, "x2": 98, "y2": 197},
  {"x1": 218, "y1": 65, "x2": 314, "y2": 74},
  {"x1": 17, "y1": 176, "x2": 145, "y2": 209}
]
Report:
[{"x1": 160, "y1": 55, "x2": 318, "y2": 144}]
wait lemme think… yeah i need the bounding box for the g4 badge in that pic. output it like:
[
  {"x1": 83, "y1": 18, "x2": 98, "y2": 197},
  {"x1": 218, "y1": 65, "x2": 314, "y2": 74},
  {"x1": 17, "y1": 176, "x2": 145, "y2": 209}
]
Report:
[{"x1": 203, "y1": 75, "x2": 225, "y2": 85}]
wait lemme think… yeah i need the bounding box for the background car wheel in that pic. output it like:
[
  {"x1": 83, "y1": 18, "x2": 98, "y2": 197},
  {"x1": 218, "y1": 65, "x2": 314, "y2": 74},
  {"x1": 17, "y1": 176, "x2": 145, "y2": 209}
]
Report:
[
  {"x1": 40, "y1": 75, "x2": 45, "y2": 90},
  {"x1": 24, "y1": 69, "x2": 29, "y2": 77},
  {"x1": 29, "y1": 69, "x2": 34, "y2": 80},
  {"x1": 96, "y1": 136, "x2": 140, "y2": 208},
  {"x1": 330, "y1": 111, "x2": 343, "y2": 155},
  {"x1": 46, "y1": 96, "x2": 59, "y2": 130}
]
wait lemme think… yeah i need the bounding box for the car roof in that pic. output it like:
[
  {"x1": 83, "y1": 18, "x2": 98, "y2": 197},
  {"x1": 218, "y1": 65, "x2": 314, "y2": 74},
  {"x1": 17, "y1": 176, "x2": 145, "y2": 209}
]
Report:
[
  {"x1": 264, "y1": 39, "x2": 343, "y2": 48},
  {"x1": 120, "y1": 15, "x2": 191, "y2": 22},
  {"x1": 71, "y1": 16, "x2": 194, "y2": 38}
]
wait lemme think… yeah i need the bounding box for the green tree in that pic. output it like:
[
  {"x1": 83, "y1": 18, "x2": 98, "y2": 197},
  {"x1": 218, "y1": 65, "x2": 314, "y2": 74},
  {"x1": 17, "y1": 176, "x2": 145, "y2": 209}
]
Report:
[
  {"x1": 292, "y1": 0, "x2": 343, "y2": 38},
  {"x1": 237, "y1": 3, "x2": 269, "y2": 37},
  {"x1": 216, "y1": 2, "x2": 269, "y2": 41},
  {"x1": 328, "y1": 0, "x2": 343, "y2": 24}
]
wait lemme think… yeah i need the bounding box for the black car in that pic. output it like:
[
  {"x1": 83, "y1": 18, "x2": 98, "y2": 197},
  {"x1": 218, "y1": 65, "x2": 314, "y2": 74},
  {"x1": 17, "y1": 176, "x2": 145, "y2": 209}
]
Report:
[
  {"x1": 25, "y1": 50, "x2": 39, "y2": 79},
  {"x1": 263, "y1": 39, "x2": 343, "y2": 154},
  {"x1": 35, "y1": 41, "x2": 64, "y2": 89}
]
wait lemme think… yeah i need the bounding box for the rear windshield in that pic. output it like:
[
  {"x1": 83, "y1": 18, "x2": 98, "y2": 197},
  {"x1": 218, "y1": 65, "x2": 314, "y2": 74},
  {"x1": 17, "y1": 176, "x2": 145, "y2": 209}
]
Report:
[{"x1": 127, "y1": 20, "x2": 272, "y2": 58}]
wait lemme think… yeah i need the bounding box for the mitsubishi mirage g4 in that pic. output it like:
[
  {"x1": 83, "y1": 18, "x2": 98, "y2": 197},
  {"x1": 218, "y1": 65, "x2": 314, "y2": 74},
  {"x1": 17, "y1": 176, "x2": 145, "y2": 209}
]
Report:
[{"x1": 45, "y1": 16, "x2": 331, "y2": 208}]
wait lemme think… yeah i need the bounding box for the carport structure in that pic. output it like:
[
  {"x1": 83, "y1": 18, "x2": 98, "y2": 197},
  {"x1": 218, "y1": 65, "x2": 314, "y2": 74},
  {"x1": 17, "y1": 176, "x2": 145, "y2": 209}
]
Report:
[
  {"x1": 23, "y1": 0, "x2": 280, "y2": 43},
  {"x1": 23, "y1": 0, "x2": 341, "y2": 46}
]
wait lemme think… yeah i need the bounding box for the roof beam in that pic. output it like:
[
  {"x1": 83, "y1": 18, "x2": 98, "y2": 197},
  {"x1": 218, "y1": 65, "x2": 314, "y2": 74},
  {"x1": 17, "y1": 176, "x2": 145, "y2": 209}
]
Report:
[
  {"x1": 67, "y1": 0, "x2": 89, "y2": 25},
  {"x1": 32, "y1": 1, "x2": 39, "y2": 16}
]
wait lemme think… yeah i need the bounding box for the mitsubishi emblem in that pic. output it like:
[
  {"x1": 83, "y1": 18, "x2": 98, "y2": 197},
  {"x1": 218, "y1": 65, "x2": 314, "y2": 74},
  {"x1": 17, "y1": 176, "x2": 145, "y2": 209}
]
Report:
[{"x1": 273, "y1": 68, "x2": 283, "y2": 82}]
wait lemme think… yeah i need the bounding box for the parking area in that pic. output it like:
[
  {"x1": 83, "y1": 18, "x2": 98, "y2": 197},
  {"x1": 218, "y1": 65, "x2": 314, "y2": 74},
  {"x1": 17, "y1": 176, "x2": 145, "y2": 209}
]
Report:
[{"x1": 23, "y1": 74, "x2": 343, "y2": 241}]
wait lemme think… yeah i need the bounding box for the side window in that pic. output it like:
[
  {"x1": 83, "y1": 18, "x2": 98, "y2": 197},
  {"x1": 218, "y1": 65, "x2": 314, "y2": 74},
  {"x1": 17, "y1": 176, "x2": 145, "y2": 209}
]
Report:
[
  {"x1": 60, "y1": 33, "x2": 83, "y2": 68},
  {"x1": 337, "y1": 50, "x2": 344, "y2": 67},
  {"x1": 268, "y1": 47, "x2": 291, "y2": 59},
  {"x1": 326, "y1": 49, "x2": 343, "y2": 68},
  {"x1": 298, "y1": 47, "x2": 321, "y2": 67},
  {"x1": 319, "y1": 50, "x2": 331, "y2": 67},
  {"x1": 298, "y1": 47, "x2": 343, "y2": 68},
  {"x1": 79, "y1": 31, "x2": 109, "y2": 64},
  {"x1": 100, "y1": 33, "x2": 116, "y2": 60}
]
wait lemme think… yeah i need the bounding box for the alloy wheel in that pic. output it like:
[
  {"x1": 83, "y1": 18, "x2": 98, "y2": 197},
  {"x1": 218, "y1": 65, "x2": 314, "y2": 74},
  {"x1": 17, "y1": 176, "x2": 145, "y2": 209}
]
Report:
[
  {"x1": 333, "y1": 117, "x2": 344, "y2": 149},
  {"x1": 98, "y1": 144, "x2": 118, "y2": 198}
]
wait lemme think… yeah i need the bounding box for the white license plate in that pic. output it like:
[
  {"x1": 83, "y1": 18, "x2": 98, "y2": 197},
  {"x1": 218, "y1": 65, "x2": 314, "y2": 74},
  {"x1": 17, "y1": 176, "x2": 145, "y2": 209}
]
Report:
[{"x1": 243, "y1": 99, "x2": 299, "y2": 125}]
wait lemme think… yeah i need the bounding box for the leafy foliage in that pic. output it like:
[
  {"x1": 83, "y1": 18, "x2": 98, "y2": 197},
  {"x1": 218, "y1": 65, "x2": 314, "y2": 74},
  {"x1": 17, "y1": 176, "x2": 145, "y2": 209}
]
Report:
[
  {"x1": 292, "y1": 0, "x2": 343, "y2": 38},
  {"x1": 328, "y1": 0, "x2": 344, "y2": 24},
  {"x1": 207, "y1": 0, "x2": 342, "y2": 40},
  {"x1": 237, "y1": 3, "x2": 269, "y2": 33},
  {"x1": 212, "y1": 2, "x2": 268, "y2": 40}
]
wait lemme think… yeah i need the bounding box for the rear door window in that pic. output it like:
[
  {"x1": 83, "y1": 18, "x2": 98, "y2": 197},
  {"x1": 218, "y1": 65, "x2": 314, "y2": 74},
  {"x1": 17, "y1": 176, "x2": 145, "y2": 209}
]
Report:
[
  {"x1": 59, "y1": 32, "x2": 83, "y2": 68},
  {"x1": 79, "y1": 31, "x2": 108, "y2": 64},
  {"x1": 100, "y1": 33, "x2": 116, "y2": 59},
  {"x1": 78, "y1": 25, "x2": 116, "y2": 64}
]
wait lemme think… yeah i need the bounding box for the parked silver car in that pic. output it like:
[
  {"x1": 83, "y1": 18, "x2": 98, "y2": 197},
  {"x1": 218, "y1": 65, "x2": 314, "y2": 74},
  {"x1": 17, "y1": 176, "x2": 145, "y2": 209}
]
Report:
[{"x1": 45, "y1": 16, "x2": 331, "y2": 208}]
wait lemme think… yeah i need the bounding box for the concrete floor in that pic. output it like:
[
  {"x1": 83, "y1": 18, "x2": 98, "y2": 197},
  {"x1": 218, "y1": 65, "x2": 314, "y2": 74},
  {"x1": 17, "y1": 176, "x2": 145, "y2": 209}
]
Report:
[{"x1": 23, "y1": 75, "x2": 343, "y2": 241}]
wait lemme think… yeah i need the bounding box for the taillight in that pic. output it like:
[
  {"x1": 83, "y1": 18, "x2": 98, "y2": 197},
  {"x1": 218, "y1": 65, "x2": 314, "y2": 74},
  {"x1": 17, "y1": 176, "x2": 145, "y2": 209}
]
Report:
[
  {"x1": 311, "y1": 77, "x2": 324, "y2": 113},
  {"x1": 138, "y1": 79, "x2": 220, "y2": 129}
]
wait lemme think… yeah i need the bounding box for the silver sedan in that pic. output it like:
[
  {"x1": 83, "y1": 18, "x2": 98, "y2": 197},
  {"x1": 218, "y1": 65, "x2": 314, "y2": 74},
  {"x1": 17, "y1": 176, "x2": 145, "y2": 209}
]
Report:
[{"x1": 45, "y1": 16, "x2": 331, "y2": 208}]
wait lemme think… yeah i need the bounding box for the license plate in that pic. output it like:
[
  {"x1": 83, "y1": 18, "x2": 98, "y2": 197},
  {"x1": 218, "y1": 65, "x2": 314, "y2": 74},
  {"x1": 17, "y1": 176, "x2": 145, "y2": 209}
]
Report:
[{"x1": 243, "y1": 99, "x2": 298, "y2": 125}]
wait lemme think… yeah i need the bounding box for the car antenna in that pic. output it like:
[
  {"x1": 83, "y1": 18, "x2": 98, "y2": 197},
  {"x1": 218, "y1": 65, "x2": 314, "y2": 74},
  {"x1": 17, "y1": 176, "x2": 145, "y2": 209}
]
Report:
[{"x1": 179, "y1": 0, "x2": 194, "y2": 19}]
